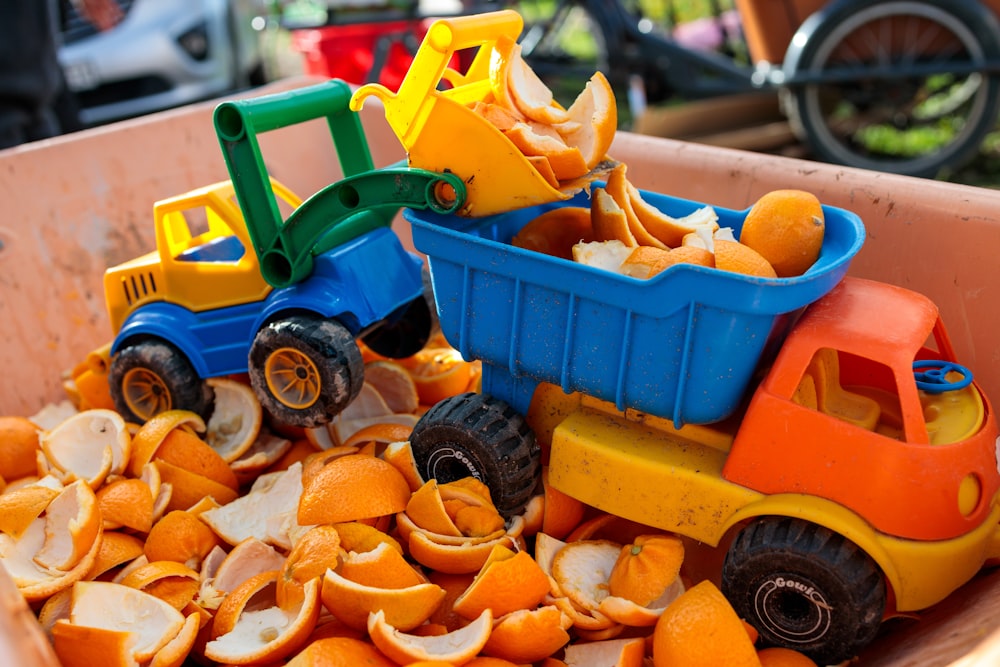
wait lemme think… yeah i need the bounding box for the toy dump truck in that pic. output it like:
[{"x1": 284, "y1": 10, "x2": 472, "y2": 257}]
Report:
[
  {"x1": 401, "y1": 189, "x2": 1000, "y2": 664},
  {"x1": 101, "y1": 80, "x2": 465, "y2": 426},
  {"x1": 350, "y1": 14, "x2": 1000, "y2": 661}
]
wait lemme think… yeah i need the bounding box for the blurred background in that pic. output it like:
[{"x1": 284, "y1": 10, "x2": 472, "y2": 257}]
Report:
[{"x1": 54, "y1": 0, "x2": 1000, "y2": 187}]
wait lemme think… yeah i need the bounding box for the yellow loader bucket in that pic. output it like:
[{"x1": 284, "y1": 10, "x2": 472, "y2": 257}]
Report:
[{"x1": 350, "y1": 10, "x2": 577, "y2": 217}]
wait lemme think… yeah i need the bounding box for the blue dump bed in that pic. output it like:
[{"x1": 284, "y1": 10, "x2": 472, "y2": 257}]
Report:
[{"x1": 404, "y1": 189, "x2": 865, "y2": 426}]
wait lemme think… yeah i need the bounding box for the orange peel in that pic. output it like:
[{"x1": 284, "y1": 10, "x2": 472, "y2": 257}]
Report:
[{"x1": 367, "y1": 607, "x2": 493, "y2": 666}]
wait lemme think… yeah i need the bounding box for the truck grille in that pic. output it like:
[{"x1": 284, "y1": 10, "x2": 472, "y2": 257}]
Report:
[
  {"x1": 60, "y1": 0, "x2": 136, "y2": 45},
  {"x1": 117, "y1": 271, "x2": 159, "y2": 306}
]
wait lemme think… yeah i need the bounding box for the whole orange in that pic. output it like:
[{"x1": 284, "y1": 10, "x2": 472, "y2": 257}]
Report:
[
  {"x1": 739, "y1": 189, "x2": 825, "y2": 277},
  {"x1": 0, "y1": 415, "x2": 41, "y2": 480},
  {"x1": 652, "y1": 580, "x2": 761, "y2": 667}
]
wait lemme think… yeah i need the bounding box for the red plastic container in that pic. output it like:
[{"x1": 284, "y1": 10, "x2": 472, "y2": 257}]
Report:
[{"x1": 290, "y1": 20, "x2": 432, "y2": 90}]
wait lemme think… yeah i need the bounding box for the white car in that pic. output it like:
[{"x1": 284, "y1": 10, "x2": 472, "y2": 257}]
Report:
[{"x1": 59, "y1": 0, "x2": 267, "y2": 126}]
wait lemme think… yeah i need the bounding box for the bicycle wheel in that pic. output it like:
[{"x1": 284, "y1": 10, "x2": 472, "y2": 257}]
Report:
[
  {"x1": 502, "y1": 0, "x2": 613, "y2": 107},
  {"x1": 784, "y1": 0, "x2": 1000, "y2": 178}
]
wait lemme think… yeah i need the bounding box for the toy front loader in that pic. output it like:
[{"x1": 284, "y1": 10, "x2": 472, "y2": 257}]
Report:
[{"x1": 100, "y1": 79, "x2": 468, "y2": 426}]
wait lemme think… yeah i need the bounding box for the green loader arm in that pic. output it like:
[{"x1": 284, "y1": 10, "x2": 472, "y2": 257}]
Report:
[{"x1": 214, "y1": 79, "x2": 465, "y2": 288}]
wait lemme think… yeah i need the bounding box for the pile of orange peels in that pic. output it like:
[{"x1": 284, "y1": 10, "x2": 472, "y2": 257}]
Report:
[{"x1": 0, "y1": 329, "x2": 820, "y2": 667}]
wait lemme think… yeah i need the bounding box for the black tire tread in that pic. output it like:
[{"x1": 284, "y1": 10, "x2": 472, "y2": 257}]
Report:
[
  {"x1": 108, "y1": 338, "x2": 213, "y2": 424},
  {"x1": 410, "y1": 392, "x2": 541, "y2": 517},
  {"x1": 723, "y1": 516, "x2": 885, "y2": 665}
]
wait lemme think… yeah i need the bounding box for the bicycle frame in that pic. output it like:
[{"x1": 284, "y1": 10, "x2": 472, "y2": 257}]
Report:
[{"x1": 511, "y1": 0, "x2": 1000, "y2": 101}]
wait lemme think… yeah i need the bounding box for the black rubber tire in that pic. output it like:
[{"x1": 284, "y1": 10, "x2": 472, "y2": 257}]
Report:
[
  {"x1": 409, "y1": 392, "x2": 541, "y2": 518},
  {"x1": 248, "y1": 315, "x2": 363, "y2": 429},
  {"x1": 722, "y1": 517, "x2": 886, "y2": 665},
  {"x1": 361, "y1": 268, "x2": 437, "y2": 359},
  {"x1": 108, "y1": 338, "x2": 213, "y2": 424},
  {"x1": 785, "y1": 0, "x2": 1000, "y2": 177}
]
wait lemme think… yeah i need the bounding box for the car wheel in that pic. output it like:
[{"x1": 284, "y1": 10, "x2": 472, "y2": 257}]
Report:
[
  {"x1": 722, "y1": 516, "x2": 886, "y2": 665},
  {"x1": 108, "y1": 338, "x2": 213, "y2": 424},
  {"x1": 409, "y1": 392, "x2": 541, "y2": 518},
  {"x1": 249, "y1": 315, "x2": 363, "y2": 428}
]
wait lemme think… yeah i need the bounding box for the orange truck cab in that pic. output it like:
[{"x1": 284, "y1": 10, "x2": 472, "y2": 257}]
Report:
[{"x1": 544, "y1": 276, "x2": 1000, "y2": 622}]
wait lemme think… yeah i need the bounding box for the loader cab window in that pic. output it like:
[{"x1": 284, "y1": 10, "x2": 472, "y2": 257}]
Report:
[
  {"x1": 167, "y1": 204, "x2": 246, "y2": 264},
  {"x1": 792, "y1": 347, "x2": 904, "y2": 439}
]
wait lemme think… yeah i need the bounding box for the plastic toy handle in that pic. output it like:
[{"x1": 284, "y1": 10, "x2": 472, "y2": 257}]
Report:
[{"x1": 350, "y1": 10, "x2": 524, "y2": 146}]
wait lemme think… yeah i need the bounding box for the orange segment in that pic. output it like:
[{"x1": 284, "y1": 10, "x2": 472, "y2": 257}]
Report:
[
  {"x1": 205, "y1": 571, "x2": 321, "y2": 665},
  {"x1": 363, "y1": 361, "x2": 420, "y2": 415},
  {"x1": 591, "y1": 188, "x2": 637, "y2": 247},
  {"x1": 0, "y1": 485, "x2": 59, "y2": 539},
  {"x1": 153, "y1": 428, "x2": 239, "y2": 491},
  {"x1": 86, "y1": 531, "x2": 146, "y2": 581},
  {"x1": 652, "y1": 580, "x2": 762, "y2": 667},
  {"x1": 406, "y1": 479, "x2": 464, "y2": 537},
  {"x1": 96, "y1": 477, "x2": 155, "y2": 533},
  {"x1": 564, "y1": 636, "x2": 646, "y2": 667},
  {"x1": 625, "y1": 180, "x2": 719, "y2": 248},
  {"x1": 506, "y1": 42, "x2": 570, "y2": 125},
  {"x1": 129, "y1": 410, "x2": 206, "y2": 477},
  {"x1": 559, "y1": 71, "x2": 617, "y2": 170},
  {"x1": 119, "y1": 560, "x2": 200, "y2": 611},
  {"x1": 320, "y1": 567, "x2": 446, "y2": 632},
  {"x1": 504, "y1": 122, "x2": 589, "y2": 181},
  {"x1": 367, "y1": 607, "x2": 493, "y2": 665},
  {"x1": 739, "y1": 189, "x2": 825, "y2": 277},
  {"x1": 153, "y1": 459, "x2": 239, "y2": 513},
  {"x1": 298, "y1": 453, "x2": 410, "y2": 525},
  {"x1": 204, "y1": 377, "x2": 264, "y2": 463},
  {"x1": 35, "y1": 479, "x2": 103, "y2": 571},
  {"x1": 277, "y1": 524, "x2": 342, "y2": 609},
  {"x1": 607, "y1": 534, "x2": 685, "y2": 607},
  {"x1": 512, "y1": 207, "x2": 595, "y2": 261},
  {"x1": 550, "y1": 538, "x2": 623, "y2": 612},
  {"x1": 285, "y1": 636, "x2": 396, "y2": 667},
  {"x1": 482, "y1": 605, "x2": 573, "y2": 663},
  {"x1": 51, "y1": 620, "x2": 137, "y2": 667},
  {"x1": 757, "y1": 647, "x2": 819, "y2": 666},
  {"x1": 406, "y1": 528, "x2": 514, "y2": 575},
  {"x1": 381, "y1": 440, "x2": 426, "y2": 493},
  {"x1": 144, "y1": 509, "x2": 222, "y2": 570},
  {"x1": 713, "y1": 239, "x2": 778, "y2": 278},
  {"x1": 69, "y1": 580, "x2": 187, "y2": 663},
  {"x1": 336, "y1": 540, "x2": 425, "y2": 590},
  {"x1": 39, "y1": 409, "x2": 130, "y2": 489},
  {"x1": 452, "y1": 545, "x2": 551, "y2": 620}
]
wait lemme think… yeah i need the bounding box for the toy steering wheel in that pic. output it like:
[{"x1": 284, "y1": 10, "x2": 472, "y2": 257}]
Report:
[{"x1": 913, "y1": 360, "x2": 974, "y2": 394}]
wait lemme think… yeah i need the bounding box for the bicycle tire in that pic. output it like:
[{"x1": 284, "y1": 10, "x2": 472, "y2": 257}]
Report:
[{"x1": 784, "y1": 0, "x2": 1000, "y2": 178}]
